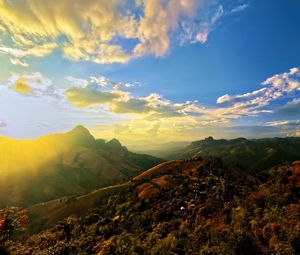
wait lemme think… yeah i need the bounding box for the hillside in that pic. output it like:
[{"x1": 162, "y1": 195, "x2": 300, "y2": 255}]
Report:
[
  {"x1": 167, "y1": 137, "x2": 300, "y2": 172},
  {"x1": 0, "y1": 126, "x2": 163, "y2": 207},
  {"x1": 2, "y1": 157, "x2": 299, "y2": 254}
]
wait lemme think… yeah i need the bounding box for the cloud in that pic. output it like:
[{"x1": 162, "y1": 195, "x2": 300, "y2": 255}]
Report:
[
  {"x1": 216, "y1": 67, "x2": 300, "y2": 117},
  {"x1": 0, "y1": 46, "x2": 28, "y2": 58},
  {"x1": 65, "y1": 76, "x2": 200, "y2": 119},
  {"x1": 66, "y1": 77, "x2": 89, "y2": 88},
  {"x1": 147, "y1": 121, "x2": 161, "y2": 136},
  {"x1": 64, "y1": 67, "x2": 300, "y2": 127},
  {"x1": 65, "y1": 77, "x2": 195, "y2": 118},
  {"x1": 216, "y1": 94, "x2": 231, "y2": 104},
  {"x1": 0, "y1": 73, "x2": 123, "y2": 139},
  {"x1": 0, "y1": 0, "x2": 203, "y2": 64},
  {"x1": 230, "y1": 4, "x2": 249, "y2": 14},
  {"x1": 6, "y1": 72, "x2": 57, "y2": 96},
  {"x1": 133, "y1": 0, "x2": 200, "y2": 57},
  {"x1": 110, "y1": 98, "x2": 151, "y2": 114},
  {"x1": 195, "y1": 5, "x2": 224, "y2": 44},
  {"x1": 263, "y1": 120, "x2": 300, "y2": 137},
  {"x1": 113, "y1": 124, "x2": 130, "y2": 134},
  {"x1": 66, "y1": 85, "x2": 121, "y2": 108},
  {"x1": 90, "y1": 76, "x2": 110, "y2": 87},
  {"x1": 0, "y1": 1, "x2": 248, "y2": 64},
  {"x1": 2, "y1": 67, "x2": 299, "y2": 142},
  {"x1": 0, "y1": 43, "x2": 57, "y2": 58},
  {"x1": 276, "y1": 98, "x2": 300, "y2": 116},
  {"x1": 10, "y1": 58, "x2": 29, "y2": 67},
  {"x1": 186, "y1": 2, "x2": 248, "y2": 45},
  {"x1": 265, "y1": 120, "x2": 300, "y2": 127},
  {"x1": 217, "y1": 88, "x2": 268, "y2": 104},
  {"x1": 11, "y1": 78, "x2": 33, "y2": 94}
]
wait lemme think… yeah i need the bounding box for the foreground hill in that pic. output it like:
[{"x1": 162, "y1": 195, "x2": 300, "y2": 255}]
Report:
[
  {"x1": 2, "y1": 157, "x2": 299, "y2": 254},
  {"x1": 0, "y1": 126, "x2": 162, "y2": 207},
  {"x1": 167, "y1": 136, "x2": 300, "y2": 172}
]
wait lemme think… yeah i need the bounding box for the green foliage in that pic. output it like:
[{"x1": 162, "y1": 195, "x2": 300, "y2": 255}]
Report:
[{"x1": 4, "y1": 158, "x2": 300, "y2": 254}]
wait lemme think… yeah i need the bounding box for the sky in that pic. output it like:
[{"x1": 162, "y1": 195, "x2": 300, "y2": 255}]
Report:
[{"x1": 0, "y1": 0, "x2": 300, "y2": 145}]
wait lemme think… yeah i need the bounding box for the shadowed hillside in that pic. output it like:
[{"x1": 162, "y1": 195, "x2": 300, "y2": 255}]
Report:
[
  {"x1": 0, "y1": 126, "x2": 163, "y2": 207},
  {"x1": 2, "y1": 157, "x2": 299, "y2": 254},
  {"x1": 167, "y1": 137, "x2": 300, "y2": 172}
]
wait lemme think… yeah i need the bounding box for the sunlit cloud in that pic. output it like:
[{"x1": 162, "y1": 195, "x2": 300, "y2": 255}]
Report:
[
  {"x1": 0, "y1": 0, "x2": 248, "y2": 64},
  {"x1": 65, "y1": 79, "x2": 197, "y2": 118},
  {"x1": 0, "y1": 73, "x2": 125, "y2": 138},
  {"x1": 66, "y1": 86, "x2": 121, "y2": 108},
  {"x1": 263, "y1": 120, "x2": 300, "y2": 137},
  {"x1": 180, "y1": 3, "x2": 249, "y2": 45},
  {"x1": 65, "y1": 67, "x2": 300, "y2": 127},
  {"x1": 11, "y1": 78, "x2": 33, "y2": 94},
  {"x1": 6, "y1": 72, "x2": 58, "y2": 97},
  {"x1": 10, "y1": 58, "x2": 29, "y2": 67},
  {"x1": 0, "y1": 44, "x2": 57, "y2": 58},
  {"x1": 195, "y1": 5, "x2": 224, "y2": 44},
  {"x1": 216, "y1": 68, "x2": 300, "y2": 115},
  {"x1": 0, "y1": 67, "x2": 299, "y2": 142},
  {"x1": 265, "y1": 120, "x2": 300, "y2": 127}
]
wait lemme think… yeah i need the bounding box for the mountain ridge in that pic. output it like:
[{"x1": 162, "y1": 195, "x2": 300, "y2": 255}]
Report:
[
  {"x1": 3, "y1": 157, "x2": 299, "y2": 254},
  {"x1": 167, "y1": 136, "x2": 300, "y2": 171},
  {"x1": 0, "y1": 126, "x2": 163, "y2": 207}
]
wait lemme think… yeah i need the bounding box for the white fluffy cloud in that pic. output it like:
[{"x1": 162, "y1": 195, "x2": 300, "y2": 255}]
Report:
[
  {"x1": 10, "y1": 58, "x2": 29, "y2": 67},
  {"x1": 64, "y1": 68, "x2": 300, "y2": 127},
  {"x1": 0, "y1": 0, "x2": 248, "y2": 64},
  {"x1": 1, "y1": 67, "x2": 299, "y2": 141},
  {"x1": 5, "y1": 72, "x2": 58, "y2": 96},
  {"x1": 65, "y1": 77, "x2": 198, "y2": 119},
  {"x1": 216, "y1": 67, "x2": 300, "y2": 116}
]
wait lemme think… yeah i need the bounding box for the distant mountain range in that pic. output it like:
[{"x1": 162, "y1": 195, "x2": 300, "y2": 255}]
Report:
[
  {"x1": 1, "y1": 130, "x2": 300, "y2": 254},
  {"x1": 0, "y1": 126, "x2": 163, "y2": 207},
  {"x1": 166, "y1": 136, "x2": 300, "y2": 172}
]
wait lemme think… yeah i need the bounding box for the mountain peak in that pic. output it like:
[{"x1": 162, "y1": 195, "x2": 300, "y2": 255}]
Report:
[
  {"x1": 66, "y1": 125, "x2": 95, "y2": 144},
  {"x1": 107, "y1": 138, "x2": 122, "y2": 148},
  {"x1": 71, "y1": 125, "x2": 90, "y2": 134}
]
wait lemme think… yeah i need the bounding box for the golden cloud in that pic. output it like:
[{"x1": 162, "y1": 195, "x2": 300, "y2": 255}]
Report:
[
  {"x1": 66, "y1": 86, "x2": 121, "y2": 108},
  {"x1": 11, "y1": 78, "x2": 33, "y2": 94},
  {"x1": 0, "y1": 0, "x2": 201, "y2": 63},
  {"x1": 65, "y1": 80, "x2": 194, "y2": 118},
  {"x1": 7, "y1": 73, "x2": 56, "y2": 96}
]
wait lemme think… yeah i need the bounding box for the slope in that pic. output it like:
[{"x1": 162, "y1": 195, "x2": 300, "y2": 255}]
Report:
[
  {"x1": 0, "y1": 126, "x2": 163, "y2": 207},
  {"x1": 168, "y1": 136, "x2": 300, "y2": 172},
  {"x1": 3, "y1": 157, "x2": 299, "y2": 254}
]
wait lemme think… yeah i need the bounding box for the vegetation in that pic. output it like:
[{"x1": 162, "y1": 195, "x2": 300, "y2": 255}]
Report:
[
  {"x1": 168, "y1": 137, "x2": 300, "y2": 172},
  {"x1": 0, "y1": 126, "x2": 162, "y2": 207},
  {"x1": 2, "y1": 157, "x2": 299, "y2": 254}
]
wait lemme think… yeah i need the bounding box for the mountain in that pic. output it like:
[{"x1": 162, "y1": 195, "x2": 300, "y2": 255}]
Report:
[
  {"x1": 167, "y1": 136, "x2": 300, "y2": 172},
  {"x1": 2, "y1": 157, "x2": 299, "y2": 254},
  {"x1": 127, "y1": 141, "x2": 190, "y2": 159},
  {"x1": 0, "y1": 126, "x2": 163, "y2": 207}
]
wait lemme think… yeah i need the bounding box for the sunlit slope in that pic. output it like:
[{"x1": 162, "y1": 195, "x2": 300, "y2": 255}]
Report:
[
  {"x1": 0, "y1": 126, "x2": 95, "y2": 176},
  {"x1": 0, "y1": 126, "x2": 163, "y2": 207},
  {"x1": 27, "y1": 157, "x2": 258, "y2": 233},
  {"x1": 13, "y1": 159, "x2": 299, "y2": 255}
]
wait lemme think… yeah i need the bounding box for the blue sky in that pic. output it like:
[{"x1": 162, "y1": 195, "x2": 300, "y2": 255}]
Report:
[{"x1": 0, "y1": 0, "x2": 299, "y2": 143}]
